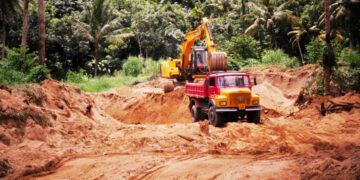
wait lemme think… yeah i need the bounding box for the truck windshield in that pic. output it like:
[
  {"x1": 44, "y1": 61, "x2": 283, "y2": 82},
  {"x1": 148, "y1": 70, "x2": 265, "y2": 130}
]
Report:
[{"x1": 217, "y1": 75, "x2": 249, "y2": 87}]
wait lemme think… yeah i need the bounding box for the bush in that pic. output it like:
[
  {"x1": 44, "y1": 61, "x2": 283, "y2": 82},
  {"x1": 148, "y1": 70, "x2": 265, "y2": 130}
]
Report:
[
  {"x1": 261, "y1": 49, "x2": 299, "y2": 68},
  {"x1": 143, "y1": 57, "x2": 160, "y2": 75},
  {"x1": 305, "y1": 38, "x2": 325, "y2": 64},
  {"x1": 122, "y1": 56, "x2": 143, "y2": 76},
  {"x1": 339, "y1": 48, "x2": 360, "y2": 68},
  {"x1": 228, "y1": 35, "x2": 258, "y2": 60},
  {"x1": 227, "y1": 59, "x2": 240, "y2": 71},
  {"x1": 66, "y1": 70, "x2": 86, "y2": 83},
  {"x1": 228, "y1": 58, "x2": 260, "y2": 71},
  {"x1": 0, "y1": 47, "x2": 51, "y2": 85},
  {"x1": 27, "y1": 66, "x2": 51, "y2": 83},
  {"x1": 333, "y1": 68, "x2": 360, "y2": 92}
]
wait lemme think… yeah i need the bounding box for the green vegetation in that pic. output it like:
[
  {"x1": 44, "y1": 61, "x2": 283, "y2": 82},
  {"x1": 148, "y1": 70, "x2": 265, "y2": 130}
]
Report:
[
  {"x1": 0, "y1": 0, "x2": 359, "y2": 93},
  {"x1": 66, "y1": 73, "x2": 148, "y2": 92},
  {"x1": 305, "y1": 38, "x2": 326, "y2": 64},
  {"x1": 123, "y1": 56, "x2": 143, "y2": 76},
  {"x1": 73, "y1": 0, "x2": 133, "y2": 77},
  {"x1": 0, "y1": 47, "x2": 50, "y2": 86},
  {"x1": 66, "y1": 56, "x2": 159, "y2": 92},
  {"x1": 339, "y1": 48, "x2": 360, "y2": 68},
  {"x1": 332, "y1": 48, "x2": 360, "y2": 92},
  {"x1": 261, "y1": 49, "x2": 299, "y2": 68}
]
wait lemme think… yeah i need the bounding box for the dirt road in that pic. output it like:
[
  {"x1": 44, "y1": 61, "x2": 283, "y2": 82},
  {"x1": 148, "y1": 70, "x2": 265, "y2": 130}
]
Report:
[{"x1": 1, "y1": 65, "x2": 360, "y2": 179}]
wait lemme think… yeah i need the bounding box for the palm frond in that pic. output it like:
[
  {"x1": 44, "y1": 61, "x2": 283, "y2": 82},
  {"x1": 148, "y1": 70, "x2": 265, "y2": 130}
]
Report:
[
  {"x1": 246, "y1": 1, "x2": 266, "y2": 15},
  {"x1": 105, "y1": 33, "x2": 134, "y2": 43},
  {"x1": 99, "y1": 24, "x2": 111, "y2": 37},
  {"x1": 287, "y1": 30, "x2": 300, "y2": 36},
  {"x1": 245, "y1": 20, "x2": 260, "y2": 36},
  {"x1": 73, "y1": 23, "x2": 94, "y2": 42}
]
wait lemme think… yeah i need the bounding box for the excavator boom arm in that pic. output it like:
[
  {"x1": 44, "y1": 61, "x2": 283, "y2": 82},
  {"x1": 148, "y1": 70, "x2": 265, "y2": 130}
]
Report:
[{"x1": 180, "y1": 18, "x2": 217, "y2": 69}]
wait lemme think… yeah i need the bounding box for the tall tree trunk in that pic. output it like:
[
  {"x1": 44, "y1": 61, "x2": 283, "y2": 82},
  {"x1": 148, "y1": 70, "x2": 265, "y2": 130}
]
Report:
[
  {"x1": 38, "y1": 0, "x2": 46, "y2": 64},
  {"x1": 22, "y1": 0, "x2": 30, "y2": 46},
  {"x1": 1, "y1": 24, "x2": 5, "y2": 60},
  {"x1": 94, "y1": 41, "x2": 99, "y2": 77},
  {"x1": 258, "y1": 31, "x2": 263, "y2": 60},
  {"x1": 241, "y1": 0, "x2": 247, "y2": 33},
  {"x1": 137, "y1": 36, "x2": 143, "y2": 57},
  {"x1": 297, "y1": 41, "x2": 304, "y2": 65},
  {"x1": 324, "y1": 0, "x2": 331, "y2": 95}
]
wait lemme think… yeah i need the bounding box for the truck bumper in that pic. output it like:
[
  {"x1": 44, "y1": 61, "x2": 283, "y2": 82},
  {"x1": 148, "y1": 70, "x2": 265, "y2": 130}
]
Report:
[{"x1": 215, "y1": 106, "x2": 262, "y2": 112}]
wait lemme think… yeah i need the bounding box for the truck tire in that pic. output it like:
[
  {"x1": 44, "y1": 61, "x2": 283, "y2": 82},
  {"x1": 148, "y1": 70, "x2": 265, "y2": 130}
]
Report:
[
  {"x1": 208, "y1": 106, "x2": 223, "y2": 127},
  {"x1": 247, "y1": 111, "x2": 260, "y2": 124},
  {"x1": 191, "y1": 105, "x2": 201, "y2": 122}
]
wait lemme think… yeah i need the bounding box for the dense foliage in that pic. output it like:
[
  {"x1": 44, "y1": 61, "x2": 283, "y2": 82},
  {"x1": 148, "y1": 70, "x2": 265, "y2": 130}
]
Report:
[
  {"x1": 0, "y1": 0, "x2": 359, "y2": 92},
  {"x1": 0, "y1": 47, "x2": 50, "y2": 85}
]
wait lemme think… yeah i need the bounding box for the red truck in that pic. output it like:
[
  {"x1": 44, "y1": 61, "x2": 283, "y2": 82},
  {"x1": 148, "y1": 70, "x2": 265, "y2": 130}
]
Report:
[{"x1": 185, "y1": 72, "x2": 261, "y2": 126}]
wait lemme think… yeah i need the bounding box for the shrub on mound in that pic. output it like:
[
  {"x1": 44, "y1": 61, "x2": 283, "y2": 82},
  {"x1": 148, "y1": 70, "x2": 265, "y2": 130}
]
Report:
[
  {"x1": 0, "y1": 47, "x2": 50, "y2": 85},
  {"x1": 262, "y1": 49, "x2": 299, "y2": 68}
]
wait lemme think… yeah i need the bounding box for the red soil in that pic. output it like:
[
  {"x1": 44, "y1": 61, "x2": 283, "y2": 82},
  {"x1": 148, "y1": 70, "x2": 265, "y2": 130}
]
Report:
[{"x1": 0, "y1": 64, "x2": 359, "y2": 179}]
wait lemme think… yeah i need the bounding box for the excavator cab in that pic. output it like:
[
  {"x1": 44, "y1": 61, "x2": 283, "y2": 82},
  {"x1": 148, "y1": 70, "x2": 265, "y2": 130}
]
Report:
[{"x1": 190, "y1": 46, "x2": 208, "y2": 75}]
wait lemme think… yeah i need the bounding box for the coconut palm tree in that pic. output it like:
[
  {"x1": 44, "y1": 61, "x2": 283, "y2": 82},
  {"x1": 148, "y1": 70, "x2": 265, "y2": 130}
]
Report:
[
  {"x1": 288, "y1": 27, "x2": 306, "y2": 65},
  {"x1": 0, "y1": 0, "x2": 21, "y2": 59},
  {"x1": 243, "y1": 0, "x2": 299, "y2": 50},
  {"x1": 319, "y1": 0, "x2": 360, "y2": 50},
  {"x1": 38, "y1": 0, "x2": 45, "y2": 64},
  {"x1": 287, "y1": 24, "x2": 320, "y2": 65},
  {"x1": 323, "y1": 0, "x2": 335, "y2": 95},
  {"x1": 73, "y1": 0, "x2": 132, "y2": 77}
]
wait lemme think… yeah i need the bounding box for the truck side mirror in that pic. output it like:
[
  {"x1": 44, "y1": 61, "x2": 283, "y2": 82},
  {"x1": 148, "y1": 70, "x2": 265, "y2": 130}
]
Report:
[
  {"x1": 254, "y1": 77, "x2": 257, "y2": 85},
  {"x1": 205, "y1": 79, "x2": 209, "y2": 86}
]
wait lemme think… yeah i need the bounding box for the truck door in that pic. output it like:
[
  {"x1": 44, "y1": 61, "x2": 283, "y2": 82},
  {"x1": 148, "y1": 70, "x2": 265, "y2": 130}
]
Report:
[{"x1": 208, "y1": 77, "x2": 216, "y2": 97}]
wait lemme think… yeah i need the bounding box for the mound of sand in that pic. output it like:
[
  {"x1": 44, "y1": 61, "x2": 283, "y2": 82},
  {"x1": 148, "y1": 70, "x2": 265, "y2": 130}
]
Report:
[{"x1": 1, "y1": 64, "x2": 359, "y2": 179}]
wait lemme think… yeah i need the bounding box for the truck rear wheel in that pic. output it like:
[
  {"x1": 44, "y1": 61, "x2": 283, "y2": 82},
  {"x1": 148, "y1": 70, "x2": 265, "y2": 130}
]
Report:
[
  {"x1": 247, "y1": 111, "x2": 260, "y2": 124},
  {"x1": 208, "y1": 106, "x2": 223, "y2": 127},
  {"x1": 191, "y1": 105, "x2": 201, "y2": 122}
]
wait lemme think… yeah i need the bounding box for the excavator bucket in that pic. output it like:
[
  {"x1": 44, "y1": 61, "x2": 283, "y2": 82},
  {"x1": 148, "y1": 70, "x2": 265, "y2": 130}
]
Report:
[{"x1": 207, "y1": 52, "x2": 227, "y2": 72}]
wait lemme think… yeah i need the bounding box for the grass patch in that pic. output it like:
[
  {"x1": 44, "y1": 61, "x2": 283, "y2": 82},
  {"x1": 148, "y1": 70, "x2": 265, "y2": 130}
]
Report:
[
  {"x1": 66, "y1": 56, "x2": 160, "y2": 92},
  {"x1": 67, "y1": 73, "x2": 150, "y2": 92}
]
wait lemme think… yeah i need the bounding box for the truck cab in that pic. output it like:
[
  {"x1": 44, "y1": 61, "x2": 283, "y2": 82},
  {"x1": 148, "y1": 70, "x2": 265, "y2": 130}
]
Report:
[{"x1": 186, "y1": 72, "x2": 261, "y2": 126}]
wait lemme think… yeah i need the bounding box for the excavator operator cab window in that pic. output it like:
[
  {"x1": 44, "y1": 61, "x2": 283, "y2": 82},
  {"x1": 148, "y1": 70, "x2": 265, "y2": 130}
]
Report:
[
  {"x1": 190, "y1": 47, "x2": 208, "y2": 73},
  {"x1": 195, "y1": 51, "x2": 207, "y2": 70}
]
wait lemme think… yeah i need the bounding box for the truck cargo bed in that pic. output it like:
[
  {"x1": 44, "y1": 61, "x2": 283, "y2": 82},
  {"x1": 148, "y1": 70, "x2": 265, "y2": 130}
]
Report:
[{"x1": 185, "y1": 81, "x2": 208, "y2": 98}]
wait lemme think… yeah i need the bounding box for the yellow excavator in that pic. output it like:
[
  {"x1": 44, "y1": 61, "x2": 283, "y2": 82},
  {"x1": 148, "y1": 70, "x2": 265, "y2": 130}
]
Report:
[{"x1": 160, "y1": 18, "x2": 228, "y2": 81}]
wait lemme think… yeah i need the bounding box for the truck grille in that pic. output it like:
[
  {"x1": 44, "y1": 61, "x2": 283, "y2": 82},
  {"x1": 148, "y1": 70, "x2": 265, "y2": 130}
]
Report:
[{"x1": 230, "y1": 93, "x2": 251, "y2": 106}]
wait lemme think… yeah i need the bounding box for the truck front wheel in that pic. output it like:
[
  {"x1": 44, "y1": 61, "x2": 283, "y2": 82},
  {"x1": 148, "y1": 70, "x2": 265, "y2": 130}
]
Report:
[
  {"x1": 247, "y1": 111, "x2": 260, "y2": 124},
  {"x1": 191, "y1": 105, "x2": 201, "y2": 122},
  {"x1": 208, "y1": 106, "x2": 223, "y2": 127}
]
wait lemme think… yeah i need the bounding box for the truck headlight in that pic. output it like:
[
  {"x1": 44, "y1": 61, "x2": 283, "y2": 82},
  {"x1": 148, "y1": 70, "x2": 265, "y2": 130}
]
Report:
[
  {"x1": 220, "y1": 101, "x2": 227, "y2": 106},
  {"x1": 252, "y1": 100, "x2": 259, "y2": 105}
]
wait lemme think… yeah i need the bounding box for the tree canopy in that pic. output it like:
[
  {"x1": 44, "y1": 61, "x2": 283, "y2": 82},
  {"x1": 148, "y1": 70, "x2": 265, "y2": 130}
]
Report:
[{"x1": 0, "y1": 0, "x2": 359, "y2": 87}]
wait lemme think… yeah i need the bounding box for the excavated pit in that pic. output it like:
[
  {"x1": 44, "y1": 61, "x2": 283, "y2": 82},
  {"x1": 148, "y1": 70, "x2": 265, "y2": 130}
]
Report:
[{"x1": 1, "y1": 64, "x2": 360, "y2": 179}]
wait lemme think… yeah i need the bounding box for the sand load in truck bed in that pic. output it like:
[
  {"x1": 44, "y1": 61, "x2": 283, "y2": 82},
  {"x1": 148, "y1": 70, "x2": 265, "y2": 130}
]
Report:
[{"x1": 207, "y1": 51, "x2": 227, "y2": 72}]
